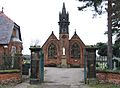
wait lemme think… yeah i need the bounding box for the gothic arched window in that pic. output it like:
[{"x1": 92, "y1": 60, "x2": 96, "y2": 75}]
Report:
[
  {"x1": 48, "y1": 43, "x2": 57, "y2": 58},
  {"x1": 71, "y1": 43, "x2": 80, "y2": 59}
]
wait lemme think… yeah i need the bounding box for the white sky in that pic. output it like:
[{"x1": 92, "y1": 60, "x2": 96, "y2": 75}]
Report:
[{"x1": 0, "y1": 0, "x2": 107, "y2": 55}]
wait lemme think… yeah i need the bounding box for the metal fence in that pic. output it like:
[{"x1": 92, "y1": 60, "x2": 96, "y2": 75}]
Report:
[
  {"x1": 96, "y1": 56, "x2": 120, "y2": 70},
  {"x1": 0, "y1": 54, "x2": 22, "y2": 70},
  {"x1": 96, "y1": 56, "x2": 107, "y2": 69}
]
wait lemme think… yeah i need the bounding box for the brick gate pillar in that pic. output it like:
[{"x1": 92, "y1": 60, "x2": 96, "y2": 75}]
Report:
[
  {"x1": 29, "y1": 46, "x2": 41, "y2": 84},
  {"x1": 85, "y1": 47, "x2": 97, "y2": 81}
]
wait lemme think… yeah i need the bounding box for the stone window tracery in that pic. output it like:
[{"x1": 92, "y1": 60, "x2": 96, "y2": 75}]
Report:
[
  {"x1": 71, "y1": 43, "x2": 80, "y2": 59},
  {"x1": 48, "y1": 43, "x2": 57, "y2": 58}
]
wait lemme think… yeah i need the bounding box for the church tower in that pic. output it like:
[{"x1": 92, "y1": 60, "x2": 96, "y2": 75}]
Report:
[
  {"x1": 58, "y1": 3, "x2": 70, "y2": 66},
  {"x1": 58, "y1": 3, "x2": 70, "y2": 34}
]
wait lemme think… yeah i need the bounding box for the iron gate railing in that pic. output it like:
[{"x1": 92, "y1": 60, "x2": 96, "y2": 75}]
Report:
[
  {"x1": 96, "y1": 56, "x2": 107, "y2": 69},
  {"x1": 0, "y1": 54, "x2": 22, "y2": 70}
]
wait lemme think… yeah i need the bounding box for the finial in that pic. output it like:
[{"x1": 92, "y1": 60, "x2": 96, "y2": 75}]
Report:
[
  {"x1": 2, "y1": 7, "x2": 4, "y2": 13},
  {"x1": 63, "y1": 2, "x2": 65, "y2": 9},
  {"x1": 52, "y1": 31, "x2": 54, "y2": 34},
  {"x1": 74, "y1": 29, "x2": 77, "y2": 35},
  {"x1": 62, "y1": 2, "x2": 66, "y2": 14}
]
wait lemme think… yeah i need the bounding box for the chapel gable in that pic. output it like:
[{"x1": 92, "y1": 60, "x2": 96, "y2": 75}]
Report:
[
  {"x1": 70, "y1": 31, "x2": 85, "y2": 48},
  {"x1": 42, "y1": 31, "x2": 58, "y2": 47}
]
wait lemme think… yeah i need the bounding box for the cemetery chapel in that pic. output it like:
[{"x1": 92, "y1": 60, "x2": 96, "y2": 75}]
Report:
[{"x1": 42, "y1": 3, "x2": 85, "y2": 67}]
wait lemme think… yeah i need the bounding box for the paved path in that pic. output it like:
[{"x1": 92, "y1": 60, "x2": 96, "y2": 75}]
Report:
[
  {"x1": 13, "y1": 67, "x2": 90, "y2": 88},
  {"x1": 44, "y1": 67, "x2": 84, "y2": 85}
]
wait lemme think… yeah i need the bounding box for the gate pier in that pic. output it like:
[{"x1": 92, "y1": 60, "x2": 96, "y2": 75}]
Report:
[{"x1": 29, "y1": 46, "x2": 44, "y2": 84}]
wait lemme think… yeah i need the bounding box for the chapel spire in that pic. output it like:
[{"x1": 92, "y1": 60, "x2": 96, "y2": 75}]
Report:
[
  {"x1": 62, "y1": 3, "x2": 66, "y2": 14},
  {"x1": 58, "y1": 2, "x2": 70, "y2": 34}
]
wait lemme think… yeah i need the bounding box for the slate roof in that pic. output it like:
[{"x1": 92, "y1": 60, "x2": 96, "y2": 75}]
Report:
[{"x1": 0, "y1": 11, "x2": 18, "y2": 44}]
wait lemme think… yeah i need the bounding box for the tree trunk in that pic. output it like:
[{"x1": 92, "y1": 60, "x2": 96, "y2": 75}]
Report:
[{"x1": 107, "y1": 0, "x2": 112, "y2": 69}]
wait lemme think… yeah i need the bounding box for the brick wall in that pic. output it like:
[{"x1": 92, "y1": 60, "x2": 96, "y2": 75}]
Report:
[
  {"x1": 0, "y1": 72, "x2": 22, "y2": 84},
  {"x1": 96, "y1": 71, "x2": 120, "y2": 85}
]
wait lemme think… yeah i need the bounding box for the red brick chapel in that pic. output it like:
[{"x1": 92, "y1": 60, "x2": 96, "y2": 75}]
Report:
[{"x1": 42, "y1": 3, "x2": 85, "y2": 67}]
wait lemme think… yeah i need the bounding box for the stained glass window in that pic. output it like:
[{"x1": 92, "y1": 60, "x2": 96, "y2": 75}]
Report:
[
  {"x1": 71, "y1": 43, "x2": 80, "y2": 59},
  {"x1": 48, "y1": 43, "x2": 57, "y2": 58}
]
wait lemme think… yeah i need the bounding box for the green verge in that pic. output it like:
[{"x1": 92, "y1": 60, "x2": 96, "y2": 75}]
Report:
[
  {"x1": 89, "y1": 83, "x2": 120, "y2": 88},
  {"x1": 0, "y1": 69, "x2": 20, "y2": 73}
]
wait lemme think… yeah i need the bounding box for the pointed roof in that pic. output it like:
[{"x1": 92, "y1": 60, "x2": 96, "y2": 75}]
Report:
[
  {"x1": 62, "y1": 2, "x2": 66, "y2": 14},
  {"x1": 0, "y1": 11, "x2": 14, "y2": 44},
  {"x1": 0, "y1": 11, "x2": 22, "y2": 44},
  {"x1": 42, "y1": 31, "x2": 58, "y2": 47},
  {"x1": 48, "y1": 31, "x2": 58, "y2": 40},
  {"x1": 71, "y1": 31, "x2": 79, "y2": 39},
  {"x1": 70, "y1": 30, "x2": 85, "y2": 46}
]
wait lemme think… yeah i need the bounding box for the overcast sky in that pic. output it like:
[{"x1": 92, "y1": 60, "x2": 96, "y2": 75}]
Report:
[{"x1": 0, "y1": 0, "x2": 107, "y2": 55}]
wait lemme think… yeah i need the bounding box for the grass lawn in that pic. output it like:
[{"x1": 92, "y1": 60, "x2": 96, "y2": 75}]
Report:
[{"x1": 89, "y1": 83, "x2": 120, "y2": 88}]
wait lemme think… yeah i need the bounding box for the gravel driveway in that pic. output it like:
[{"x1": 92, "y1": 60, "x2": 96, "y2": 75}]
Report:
[
  {"x1": 44, "y1": 67, "x2": 84, "y2": 85},
  {"x1": 7, "y1": 67, "x2": 90, "y2": 88}
]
